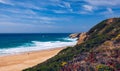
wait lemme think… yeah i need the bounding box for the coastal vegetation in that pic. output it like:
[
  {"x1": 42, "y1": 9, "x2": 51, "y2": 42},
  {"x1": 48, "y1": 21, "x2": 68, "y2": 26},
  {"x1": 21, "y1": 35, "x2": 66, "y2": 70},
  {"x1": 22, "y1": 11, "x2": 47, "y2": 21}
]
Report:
[{"x1": 23, "y1": 18, "x2": 120, "y2": 71}]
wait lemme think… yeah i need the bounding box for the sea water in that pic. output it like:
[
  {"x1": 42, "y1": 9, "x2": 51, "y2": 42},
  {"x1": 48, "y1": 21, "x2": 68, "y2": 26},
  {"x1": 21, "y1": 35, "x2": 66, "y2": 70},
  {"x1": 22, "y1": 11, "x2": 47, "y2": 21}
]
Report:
[{"x1": 0, "y1": 33, "x2": 77, "y2": 55}]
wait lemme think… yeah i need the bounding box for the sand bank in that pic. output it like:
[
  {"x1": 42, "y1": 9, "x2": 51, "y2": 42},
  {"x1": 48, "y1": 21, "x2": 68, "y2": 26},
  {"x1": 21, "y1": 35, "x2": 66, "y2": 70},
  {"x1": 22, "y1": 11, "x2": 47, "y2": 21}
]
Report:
[{"x1": 0, "y1": 47, "x2": 65, "y2": 71}]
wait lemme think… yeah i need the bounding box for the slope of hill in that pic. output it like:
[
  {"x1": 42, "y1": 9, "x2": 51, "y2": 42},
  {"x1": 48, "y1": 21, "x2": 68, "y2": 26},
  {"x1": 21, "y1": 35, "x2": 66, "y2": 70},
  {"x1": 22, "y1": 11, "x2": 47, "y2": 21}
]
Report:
[{"x1": 23, "y1": 18, "x2": 120, "y2": 71}]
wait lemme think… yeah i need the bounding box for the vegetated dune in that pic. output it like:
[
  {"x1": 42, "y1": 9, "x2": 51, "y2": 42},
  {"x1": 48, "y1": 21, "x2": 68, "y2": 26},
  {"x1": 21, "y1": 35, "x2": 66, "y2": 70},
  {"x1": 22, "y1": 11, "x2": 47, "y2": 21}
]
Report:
[{"x1": 24, "y1": 18, "x2": 120, "y2": 71}]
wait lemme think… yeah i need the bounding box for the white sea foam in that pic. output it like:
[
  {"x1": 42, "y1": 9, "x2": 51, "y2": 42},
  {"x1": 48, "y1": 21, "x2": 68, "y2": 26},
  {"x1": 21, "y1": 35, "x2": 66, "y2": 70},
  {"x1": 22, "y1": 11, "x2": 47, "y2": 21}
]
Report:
[{"x1": 0, "y1": 38, "x2": 77, "y2": 55}]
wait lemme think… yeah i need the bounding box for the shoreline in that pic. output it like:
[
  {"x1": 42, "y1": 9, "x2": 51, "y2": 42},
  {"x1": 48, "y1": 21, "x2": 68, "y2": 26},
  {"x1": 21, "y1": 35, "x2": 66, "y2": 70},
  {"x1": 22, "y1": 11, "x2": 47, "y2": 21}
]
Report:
[
  {"x1": 0, "y1": 46, "x2": 69, "y2": 57},
  {"x1": 0, "y1": 47, "x2": 67, "y2": 71}
]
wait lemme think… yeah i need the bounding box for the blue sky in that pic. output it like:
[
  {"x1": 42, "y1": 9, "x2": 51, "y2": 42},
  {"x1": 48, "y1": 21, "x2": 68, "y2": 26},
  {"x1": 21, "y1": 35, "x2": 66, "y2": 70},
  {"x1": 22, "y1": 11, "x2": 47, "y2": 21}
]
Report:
[{"x1": 0, "y1": 0, "x2": 120, "y2": 33}]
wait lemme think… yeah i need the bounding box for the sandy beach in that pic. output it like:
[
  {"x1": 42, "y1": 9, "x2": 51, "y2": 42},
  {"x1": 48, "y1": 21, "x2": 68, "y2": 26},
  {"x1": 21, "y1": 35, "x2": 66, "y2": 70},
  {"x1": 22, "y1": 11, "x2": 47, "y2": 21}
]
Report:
[{"x1": 0, "y1": 47, "x2": 65, "y2": 71}]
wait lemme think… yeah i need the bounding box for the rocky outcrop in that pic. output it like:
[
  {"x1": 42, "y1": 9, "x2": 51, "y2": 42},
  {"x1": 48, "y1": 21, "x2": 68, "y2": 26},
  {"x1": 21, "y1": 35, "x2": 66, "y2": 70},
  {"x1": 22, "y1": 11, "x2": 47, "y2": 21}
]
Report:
[
  {"x1": 106, "y1": 18, "x2": 119, "y2": 24},
  {"x1": 69, "y1": 32, "x2": 88, "y2": 45},
  {"x1": 69, "y1": 33, "x2": 80, "y2": 38},
  {"x1": 77, "y1": 32, "x2": 88, "y2": 45}
]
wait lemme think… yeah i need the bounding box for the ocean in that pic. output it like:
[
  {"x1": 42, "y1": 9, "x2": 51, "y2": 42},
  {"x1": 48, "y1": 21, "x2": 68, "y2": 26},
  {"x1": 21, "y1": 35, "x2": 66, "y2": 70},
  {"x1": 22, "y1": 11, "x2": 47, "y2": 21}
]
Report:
[{"x1": 0, "y1": 33, "x2": 77, "y2": 55}]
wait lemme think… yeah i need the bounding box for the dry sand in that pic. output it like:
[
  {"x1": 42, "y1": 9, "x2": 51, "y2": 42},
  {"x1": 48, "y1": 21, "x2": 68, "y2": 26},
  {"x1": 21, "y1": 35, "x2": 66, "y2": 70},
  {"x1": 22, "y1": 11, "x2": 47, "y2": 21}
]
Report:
[{"x1": 0, "y1": 47, "x2": 65, "y2": 71}]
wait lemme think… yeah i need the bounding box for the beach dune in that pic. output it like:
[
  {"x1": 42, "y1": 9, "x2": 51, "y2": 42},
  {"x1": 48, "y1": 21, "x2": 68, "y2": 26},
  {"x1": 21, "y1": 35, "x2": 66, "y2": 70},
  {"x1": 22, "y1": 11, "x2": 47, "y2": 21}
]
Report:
[{"x1": 0, "y1": 47, "x2": 64, "y2": 71}]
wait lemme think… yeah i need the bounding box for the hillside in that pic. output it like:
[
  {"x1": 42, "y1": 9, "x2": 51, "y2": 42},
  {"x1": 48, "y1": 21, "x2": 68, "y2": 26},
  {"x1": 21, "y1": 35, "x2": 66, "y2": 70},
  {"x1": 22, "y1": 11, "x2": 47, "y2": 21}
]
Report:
[{"x1": 23, "y1": 18, "x2": 120, "y2": 71}]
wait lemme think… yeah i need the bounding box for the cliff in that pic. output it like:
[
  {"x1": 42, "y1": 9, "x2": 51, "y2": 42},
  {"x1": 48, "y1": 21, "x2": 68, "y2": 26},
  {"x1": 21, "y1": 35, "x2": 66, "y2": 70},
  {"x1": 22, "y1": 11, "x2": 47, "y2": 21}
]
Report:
[
  {"x1": 77, "y1": 32, "x2": 88, "y2": 45},
  {"x1": 69, "y1": 32, "x2": 88, "y2": 45},
  {"x1": 23, "y1": 18, "x2": 120, "y2": 71}
]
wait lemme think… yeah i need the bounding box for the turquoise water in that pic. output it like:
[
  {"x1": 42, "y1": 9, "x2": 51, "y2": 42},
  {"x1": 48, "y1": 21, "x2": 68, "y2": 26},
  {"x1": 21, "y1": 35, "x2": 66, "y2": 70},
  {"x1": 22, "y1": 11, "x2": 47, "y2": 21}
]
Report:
[{"x1": 0, "y1": 33, "x2": 77, "y2": 55}]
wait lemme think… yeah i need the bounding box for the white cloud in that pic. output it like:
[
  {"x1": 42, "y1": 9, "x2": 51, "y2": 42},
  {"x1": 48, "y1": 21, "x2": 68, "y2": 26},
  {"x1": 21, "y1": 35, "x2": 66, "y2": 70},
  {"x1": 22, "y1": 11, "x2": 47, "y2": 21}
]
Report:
[
  {"x1": 0, "y1": 8, "x2": 36, "y2": 15},
  {"x1": 0, "y1": 21, "x2": 57, "y2": 33},
  {"x1": 0, "y1": 0, "x2": 6, "y2": 3},
  {"x1": 63, "y1": 1, "x2": 71, "y2": 8},
  {"x1": 79, "y1": 11, "x2": 89, "y2": 14},
  {"x1": 0, "y1": 0, "x2": 46, "y2": 10},
  {"x1": 49, "y1": 1, "x2": 74, "y2": 14},
  {"x1": 0, "y1": 0, "x2": 13, "y2": 5},
  {"x1": 82, "y1": 0, "x2": 120, "y2": 15},
  {"x1": 85, "y1": 0, "x2": 120, "y2": 6},
  {"x1": 48, "y1": 0, "x2": 71, "y2": 9},
  {"x1": 0, "y1": 8, "x2": 69, "y2": 25},
  {"x1": 107, "y1": 8, "x2": 113, "y2": 13},
  {"x1": 13, "y1": 2, "x2": 45, "y2": 10},
  {"x1": 100, "y1": 8, "x2": 114, "y2": 15},
  {"x1": 83, "y1": 5, "x2": 93, "y2": 12},
  {"x1": 52, "y1": 10, "x2": 67, "y2": 14}
]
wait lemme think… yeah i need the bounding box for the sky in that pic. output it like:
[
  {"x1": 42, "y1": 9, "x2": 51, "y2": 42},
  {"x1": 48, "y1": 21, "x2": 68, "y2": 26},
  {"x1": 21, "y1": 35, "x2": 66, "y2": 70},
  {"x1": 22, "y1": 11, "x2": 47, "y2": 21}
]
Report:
[{"x1": 0, "y1": 0, "x2": 120, "y2": 33}]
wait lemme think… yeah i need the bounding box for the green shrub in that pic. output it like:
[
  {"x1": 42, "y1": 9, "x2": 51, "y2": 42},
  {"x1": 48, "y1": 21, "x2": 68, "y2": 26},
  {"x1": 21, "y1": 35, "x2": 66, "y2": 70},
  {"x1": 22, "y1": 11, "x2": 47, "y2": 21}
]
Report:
[{"x1": 96, "y1": 64, "x2": 114, "y2": 71}]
